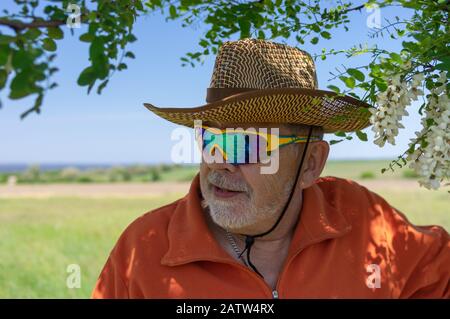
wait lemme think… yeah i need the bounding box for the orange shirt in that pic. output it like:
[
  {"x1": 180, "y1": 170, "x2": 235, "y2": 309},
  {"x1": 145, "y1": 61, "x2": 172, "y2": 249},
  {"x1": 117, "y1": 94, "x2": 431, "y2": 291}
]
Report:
[{"x1": 92, "y1": 174, "x2": 450, "y2": 298}]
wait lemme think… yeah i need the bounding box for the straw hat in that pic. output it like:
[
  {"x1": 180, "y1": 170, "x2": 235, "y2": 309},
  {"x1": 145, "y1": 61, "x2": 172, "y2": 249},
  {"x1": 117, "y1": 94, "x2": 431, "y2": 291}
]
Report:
[{"x1": 144, "y1": 38, "x2": 374, "y2": 133}]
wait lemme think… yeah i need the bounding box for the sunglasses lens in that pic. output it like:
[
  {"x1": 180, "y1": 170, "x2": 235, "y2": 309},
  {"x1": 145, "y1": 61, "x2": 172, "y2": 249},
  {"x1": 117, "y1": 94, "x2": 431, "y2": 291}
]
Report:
[
  {"x1": 197, "y1": 127, "x2": 273, "y2": 164},
  {"x1": 225, "y1": 133, "x2": 269, "y2": 164},
  {"x1": 229, "y1": 134, "x2": 247, "y2": 164},
  {"x1": 201, "y1": 129, "x2": 217, "y2": 153}
]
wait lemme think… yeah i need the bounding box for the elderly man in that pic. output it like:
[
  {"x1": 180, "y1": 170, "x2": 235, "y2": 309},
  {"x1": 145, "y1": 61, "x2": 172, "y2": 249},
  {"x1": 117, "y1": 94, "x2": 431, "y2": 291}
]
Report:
[{"x1": 92, "y1": 39, "x2": 449, "y2": 298}]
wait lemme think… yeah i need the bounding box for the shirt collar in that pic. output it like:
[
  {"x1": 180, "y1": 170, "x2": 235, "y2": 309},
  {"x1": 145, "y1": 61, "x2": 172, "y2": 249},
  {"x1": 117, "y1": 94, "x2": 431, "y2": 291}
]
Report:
[{"x1": 161, "y1": 173, "x2": 351, "y2": 266}]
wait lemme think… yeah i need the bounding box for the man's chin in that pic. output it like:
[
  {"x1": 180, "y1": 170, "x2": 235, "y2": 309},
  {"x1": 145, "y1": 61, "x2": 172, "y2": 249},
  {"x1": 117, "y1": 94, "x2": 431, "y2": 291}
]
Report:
[
  {"x1": 208, "y1": 202, "x2": 244, "y2": 215},
  {"x1": 208, "y1": 206, "x2": 250, "y2": 229}
]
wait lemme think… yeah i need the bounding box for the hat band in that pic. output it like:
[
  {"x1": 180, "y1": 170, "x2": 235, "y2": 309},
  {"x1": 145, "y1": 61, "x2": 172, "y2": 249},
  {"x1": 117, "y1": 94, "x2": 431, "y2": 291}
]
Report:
[{"x1": 206, "y1": 87, "x2": 258, "y2": 103}]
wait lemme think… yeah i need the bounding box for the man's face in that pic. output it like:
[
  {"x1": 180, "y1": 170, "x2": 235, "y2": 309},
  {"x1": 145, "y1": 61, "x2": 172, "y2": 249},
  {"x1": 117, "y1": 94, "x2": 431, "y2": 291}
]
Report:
[{"x1": 199, "y1": 123, "x2": 317, "y2": 233}]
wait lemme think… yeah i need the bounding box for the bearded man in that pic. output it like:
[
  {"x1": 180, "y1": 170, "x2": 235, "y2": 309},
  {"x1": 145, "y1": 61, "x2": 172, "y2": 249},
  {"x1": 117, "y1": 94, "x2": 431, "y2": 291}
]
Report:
[{"x1": 92, "y1": 39, "x2": 449, "y2": 298}]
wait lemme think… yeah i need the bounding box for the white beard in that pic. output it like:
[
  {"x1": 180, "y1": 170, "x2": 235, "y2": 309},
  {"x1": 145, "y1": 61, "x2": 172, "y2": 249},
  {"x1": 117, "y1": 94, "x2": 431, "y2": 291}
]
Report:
[{"x1": 200, "y1": 178, "x2": 294, "y2": 231}]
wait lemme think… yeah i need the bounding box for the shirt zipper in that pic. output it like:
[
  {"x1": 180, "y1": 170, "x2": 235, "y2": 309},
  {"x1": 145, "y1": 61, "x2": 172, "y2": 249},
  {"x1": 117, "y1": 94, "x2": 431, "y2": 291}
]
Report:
[
  {"x1": 272, "y1": 290, "x2": 279, "y2": 299},
  {"x1": 204, "y1": 244, "x2": 313, "y2": 299},
  {"x1": 181, "y1": 229, "x2": 350, "y2": 298}
]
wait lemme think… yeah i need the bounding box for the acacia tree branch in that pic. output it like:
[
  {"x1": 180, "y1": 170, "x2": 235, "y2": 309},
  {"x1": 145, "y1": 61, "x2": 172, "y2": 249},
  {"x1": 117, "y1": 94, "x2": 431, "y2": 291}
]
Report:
[
  {"x1": 343, "y1": 4, "x2": 366, "y2": 13},
  {"x1": 0, "y1": 18, "x2": 67, "y2": 31},
  {"x1": 0, "y1": 9, "x2": 90, "y2": 32}
]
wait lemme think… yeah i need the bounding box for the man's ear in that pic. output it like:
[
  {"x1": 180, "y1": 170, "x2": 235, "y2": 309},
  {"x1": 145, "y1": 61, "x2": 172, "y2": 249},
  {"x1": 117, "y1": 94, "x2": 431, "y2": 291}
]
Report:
[{"x1": 300, "y1": 141, "x2": 330, "y2": 189}]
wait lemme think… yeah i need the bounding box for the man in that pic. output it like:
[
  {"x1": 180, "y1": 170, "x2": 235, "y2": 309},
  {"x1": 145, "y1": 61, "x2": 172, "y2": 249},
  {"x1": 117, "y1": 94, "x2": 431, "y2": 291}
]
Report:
[{"x1": 92, "y1": 39, "x2": 449, "y2": 298}]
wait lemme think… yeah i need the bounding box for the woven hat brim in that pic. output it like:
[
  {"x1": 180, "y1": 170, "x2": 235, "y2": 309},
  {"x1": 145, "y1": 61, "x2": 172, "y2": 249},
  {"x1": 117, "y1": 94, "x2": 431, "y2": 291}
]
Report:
[{"x1": 143, "y1": 88, "x2": 375, "y2": 133}]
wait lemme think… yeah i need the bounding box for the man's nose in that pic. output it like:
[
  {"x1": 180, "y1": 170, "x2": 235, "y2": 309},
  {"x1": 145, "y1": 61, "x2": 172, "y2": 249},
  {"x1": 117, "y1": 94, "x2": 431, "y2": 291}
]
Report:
[
  {"x1": 201, "y1": 145, "x2": 237, "y2": 172},
  {"x1": 205, "y1": 157, "x2": 238, "y2": 173}
]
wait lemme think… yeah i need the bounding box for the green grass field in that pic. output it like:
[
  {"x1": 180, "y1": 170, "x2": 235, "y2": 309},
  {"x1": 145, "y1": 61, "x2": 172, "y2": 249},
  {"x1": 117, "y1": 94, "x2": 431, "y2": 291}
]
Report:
[
  {"x1": 0, "y1": 160, "x2": 448, "y2": 298},
  {"x1": 321, "y1": 159, "x2": 417, "y2": 180},
  {"x1": 0, "y1": 195, "x2": 183, "y2": 298}
]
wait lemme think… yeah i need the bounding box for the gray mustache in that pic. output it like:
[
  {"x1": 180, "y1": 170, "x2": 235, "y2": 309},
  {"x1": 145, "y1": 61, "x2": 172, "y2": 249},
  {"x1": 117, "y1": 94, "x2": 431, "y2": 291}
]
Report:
[{"x1": 207, "y1": 171, "x2": 250, "y2": 193}]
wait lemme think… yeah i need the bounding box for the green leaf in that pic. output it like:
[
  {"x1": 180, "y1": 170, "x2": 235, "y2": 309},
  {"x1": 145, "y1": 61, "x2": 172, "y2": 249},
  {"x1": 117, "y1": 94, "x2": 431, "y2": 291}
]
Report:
[
  {"x1": 310, "y1": 37, "x2": 319, "y2": 45},
  {"x1": 79, "y1": 33, "x2": 95, "y2": 43},
  {"x1": 258, "y1": 30, "x2": 265, "y2": 39},
  {"x1": 0, "y1": 69, "x2": 7, "y2": 89},
  {"x1": 24, "y1": 28, "x2": 42, "y2": 40},
  {"x1": 296, "y1": 35, "x2": 305, "y2": 44},
  {"x1": 125, "y1": 51, "x2": 135, "y2": 59},
  {"x1": 327, "y1": 85, "x2": 340, "y2": 93},
  {"x1": 347, "y1": 68, "x2": 365, "y2": 82},
  {"x1": 355, "y1": 130, "x2": 368, "y2": 141},
  {"x1": 320, "y1": 31, "x2": 331, "y2": 39},
  {"x1": 93, "y1": 55, "x2": 109, "y2": 79},
  {"x1": 88, "y1": 11, "x2": 97, "y2": 22},
  {"x1": 335, "y1": 131, "x2": 346, "y2": 137},
  {"x1": 89, "y1": 38, "x2": 104, "y2": 59},
  {"x1": 77, "y1": 66, "x2": 96, "y2": 86},
  {"x1": 238, "y1": 19, "x2": 251, "y2": 38},
  {"x1": 11, "y1": 71, "x2": 30, "y2": 91},
  {"x1": 339, "y1": 76, "x2": 355, "y2": 89},
  {"x1": 21, "y1": 93, "x2": 44, "y2": 117},
  {"x1": 97, "y1": 79, "x2": 109, "y2": 94},
  {"x1": 0, "y1": 45, "x2": 9, "y2": 65},
  {"x1": 49, "y1": 67, "x2": 59, "y2": 75},
  {"x1": 375, "y1": 78, "x2": 387, "y2": 91},
  {"x1": 42, "y1": 38, "x2": 57, "y2": 52},
  {"x1": 87, "y1": 81, "x2": 96, "y2": 94},
  {"x1": 9, "y1": 86, "x2": 35, "y2": 99},
  {"x1": 329, "y1": 139, "x2": 344, "y2": 145},
  {"x1": 420, "y1": 139, "x2": 429, "y2": 149},
  {"x1": 347, "y1": 92, "x2": 361, "y2": 100},
  {"x1": 47, "y1": 27, "x2": 64, "y2": 40},
  {"x1": 0, "y1": 35, "x2": 16, "y2": 44},
  {"x1": 12, "y1": 50, "x2": 33, "y2": 69},
  {"x1": 169, "y1": 5, "x2": 177, "y2": 18},
  {"x1": 389, "y1": 52, "x2": 402, "y2": 64},
  {"x1": 127, "y1": 34, "x2": 137, "y2": 43},
  {"x1": 417, "y1": 102, "x2": 426, "y2": 115},
  {"x1": 435, "y1": 57, "x2": 450, "y2": 72}
]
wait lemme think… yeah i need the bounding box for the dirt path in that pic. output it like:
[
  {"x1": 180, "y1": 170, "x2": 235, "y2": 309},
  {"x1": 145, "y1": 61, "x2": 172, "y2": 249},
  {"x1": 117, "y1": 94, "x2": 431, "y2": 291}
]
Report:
[
  {"x1": 0, "y1": 182, "x2": 191, "y2": 198},
  {"x1": 0, "y1": 179, "x2": 438, "y2": 198}
]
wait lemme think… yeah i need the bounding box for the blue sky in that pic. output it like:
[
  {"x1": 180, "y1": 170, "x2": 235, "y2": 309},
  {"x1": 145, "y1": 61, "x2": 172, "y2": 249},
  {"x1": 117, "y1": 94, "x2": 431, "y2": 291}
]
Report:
[{"x1": 0, "y1": 2, "x2": 421, "y2": 165}]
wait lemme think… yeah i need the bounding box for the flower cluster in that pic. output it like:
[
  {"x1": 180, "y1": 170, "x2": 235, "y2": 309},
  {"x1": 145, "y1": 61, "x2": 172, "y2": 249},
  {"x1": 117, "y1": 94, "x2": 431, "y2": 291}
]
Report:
[
  {"x1": 406, "y1": 71, "x2": 449, "y2": 190},
  {"x1": 369, "y1": 73, "x2": 424, "y2": 147}
]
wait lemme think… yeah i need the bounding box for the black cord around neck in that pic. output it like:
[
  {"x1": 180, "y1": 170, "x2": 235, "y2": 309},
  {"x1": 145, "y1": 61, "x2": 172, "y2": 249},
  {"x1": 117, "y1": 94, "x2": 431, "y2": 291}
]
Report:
[{"x1": 237, "y1": 125, "x2": 314, "y2": 278}]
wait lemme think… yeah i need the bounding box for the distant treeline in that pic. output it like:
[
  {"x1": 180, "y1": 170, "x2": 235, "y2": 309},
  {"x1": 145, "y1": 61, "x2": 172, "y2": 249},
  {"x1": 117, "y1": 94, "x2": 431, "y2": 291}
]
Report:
[
  {"x1": 0, "y1": 164, "x2": 199, "y2": 184},
  {"x1": 0, "y1": 160, "x2": 421, "y2": 184}
]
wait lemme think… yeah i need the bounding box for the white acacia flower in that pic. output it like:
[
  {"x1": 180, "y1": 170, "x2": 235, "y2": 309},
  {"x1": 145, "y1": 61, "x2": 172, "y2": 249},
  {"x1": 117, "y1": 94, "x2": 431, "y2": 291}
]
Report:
[
  {"x1": 371, "y1": 73, "x2": 422, "y2": 147},
  {"x1": 406, "y1": 71, "x2": 449, "y2": 190},
  {"x1": 373, "y1": 70, "x2": 449, "y2": 190}
]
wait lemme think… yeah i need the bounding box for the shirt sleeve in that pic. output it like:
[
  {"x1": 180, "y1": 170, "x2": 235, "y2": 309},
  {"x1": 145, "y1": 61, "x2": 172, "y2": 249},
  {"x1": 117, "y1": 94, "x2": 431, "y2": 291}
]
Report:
[{"x1": 399, "y1": 224, "x2": 450, "y2": 298}]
